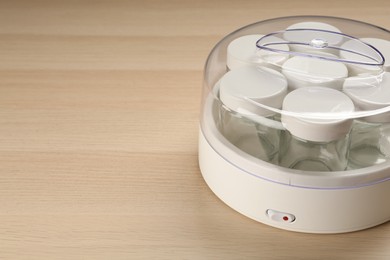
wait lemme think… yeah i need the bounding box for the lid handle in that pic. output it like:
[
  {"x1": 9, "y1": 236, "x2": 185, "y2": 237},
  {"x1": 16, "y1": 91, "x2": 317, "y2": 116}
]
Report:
[{"x1": 256, "y1": 29, "x2": 385, "y2": 66}]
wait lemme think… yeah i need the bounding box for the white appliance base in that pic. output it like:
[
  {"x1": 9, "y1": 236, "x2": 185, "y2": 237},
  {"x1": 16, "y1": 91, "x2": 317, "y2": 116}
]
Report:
[{"x1": 199, "y1": 130, "x2": 390, "y2": 233}]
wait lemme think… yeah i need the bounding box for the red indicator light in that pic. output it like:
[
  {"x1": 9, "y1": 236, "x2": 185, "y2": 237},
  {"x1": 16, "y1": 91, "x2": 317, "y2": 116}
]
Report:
[{"x1": 266, "y1": 209, "x2": 296, "y2": 223}]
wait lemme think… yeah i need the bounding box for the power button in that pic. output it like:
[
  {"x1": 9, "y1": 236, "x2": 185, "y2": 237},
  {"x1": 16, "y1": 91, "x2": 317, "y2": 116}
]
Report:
[{"x1": 266, "y1": 209, "x2": 296, "y2": 223}]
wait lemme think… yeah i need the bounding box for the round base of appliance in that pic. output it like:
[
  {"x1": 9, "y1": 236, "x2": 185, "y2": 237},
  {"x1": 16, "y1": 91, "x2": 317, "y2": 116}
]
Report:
[{"x1": 199, "y1": 130, "x2": 390, "y2": 233}]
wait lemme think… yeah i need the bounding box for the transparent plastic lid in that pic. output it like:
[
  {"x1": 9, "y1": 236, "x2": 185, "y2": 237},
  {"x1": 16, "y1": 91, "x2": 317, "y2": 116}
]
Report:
[
  {"x1": 201, "y1": 16, "x2": 390, "y2": 182},
  {"x1": 230, "y1": 29, "x2": 388, "y2": 121}
]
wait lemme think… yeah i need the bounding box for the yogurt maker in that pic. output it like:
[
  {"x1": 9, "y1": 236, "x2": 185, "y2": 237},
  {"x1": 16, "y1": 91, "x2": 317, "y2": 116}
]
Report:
[{"x1": 198, "y1": 16, "x2": 390, "y2": 233}]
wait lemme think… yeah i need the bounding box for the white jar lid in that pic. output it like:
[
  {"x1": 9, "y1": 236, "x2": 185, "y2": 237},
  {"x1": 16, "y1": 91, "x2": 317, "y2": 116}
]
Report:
[
  {"x1": 219, "y1": 66, "x2": 288, "y2": 116},
  {"x1": 281, "y1": 87, "x2": 354, "y2": 142},
  {"x1": 361, "y1": 38, "x2": 390, "y2": 72},
  {"x1": 227, "y1": 34, "x2": 289, "y2": 70},
  {"x1": 282, "y1": 56, "x2": 348, "y2": 90},
  {"x1": 340, "y1": 39, "x2": 384, "y2": 76},
  {"x1": 284, "y1": 22, "x2": 343, "y2": 54},
  {"x1": 343, "y1": 72, "x2": 390, "y2": 122}
]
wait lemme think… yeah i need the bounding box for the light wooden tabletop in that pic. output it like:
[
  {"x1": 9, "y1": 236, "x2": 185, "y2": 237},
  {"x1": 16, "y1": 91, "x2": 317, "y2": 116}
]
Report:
[{"x1": 0, "y1": 0, "x2": 389, "y2": 259}]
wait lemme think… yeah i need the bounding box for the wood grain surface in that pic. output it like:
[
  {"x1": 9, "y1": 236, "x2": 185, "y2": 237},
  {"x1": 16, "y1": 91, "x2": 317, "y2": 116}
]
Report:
[{"x1": 0, "y1": 0, "x2": 389, "y2": 259}]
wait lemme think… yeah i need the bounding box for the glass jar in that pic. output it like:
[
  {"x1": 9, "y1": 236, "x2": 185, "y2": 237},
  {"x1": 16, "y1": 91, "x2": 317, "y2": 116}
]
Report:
[
  {"x1": 218, "y1": 66, "x2": 287, "y2": 162},
  {"x1": 343, "y1": 72, "x2": 390, "y2": 168},
  {"x1": 279, "y1": 87, "x2": 355, "y2": 171}
]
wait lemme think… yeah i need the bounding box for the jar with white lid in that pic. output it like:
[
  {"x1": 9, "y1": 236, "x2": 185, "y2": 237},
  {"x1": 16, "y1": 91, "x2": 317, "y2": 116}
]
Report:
[
  {"x1": 218, "y1": 66, "x2": 287, "y2": 162},
  {"x1": 282, "y1": 55, "x2": 348, "y2": 90},
  {"x1": 284, "y1": 21, "x2": 343, "y2": 55},
  {"x1": 343, "y1": 72, "x2": 390, "y2": 168},
  {"x1": 340, "y1": 38, "x2": 390, "y2": 76},
  {"x1": 279, "y1": 87, "x2": 355, "y2": 171},
  {"x1": 227, "y1": 34, "x2": 289, "y2": 71}
]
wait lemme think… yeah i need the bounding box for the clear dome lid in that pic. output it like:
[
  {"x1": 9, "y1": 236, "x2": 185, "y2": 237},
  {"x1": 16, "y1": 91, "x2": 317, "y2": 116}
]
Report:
[
  {"x1": 210, "y1": 25, "x2": 389, "y2": 123},
  {"x1": 200, "y1": 16, "x2": 390, "y2": 187},
  {"x1": 203, "y1": 17, "x2": 390, "y2": 125}
]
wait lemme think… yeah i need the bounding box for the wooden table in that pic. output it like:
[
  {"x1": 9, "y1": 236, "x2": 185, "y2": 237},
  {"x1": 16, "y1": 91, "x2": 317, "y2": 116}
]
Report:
[{"x1": 0, "y1": 0, "x2": 389, "y2": 258}]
